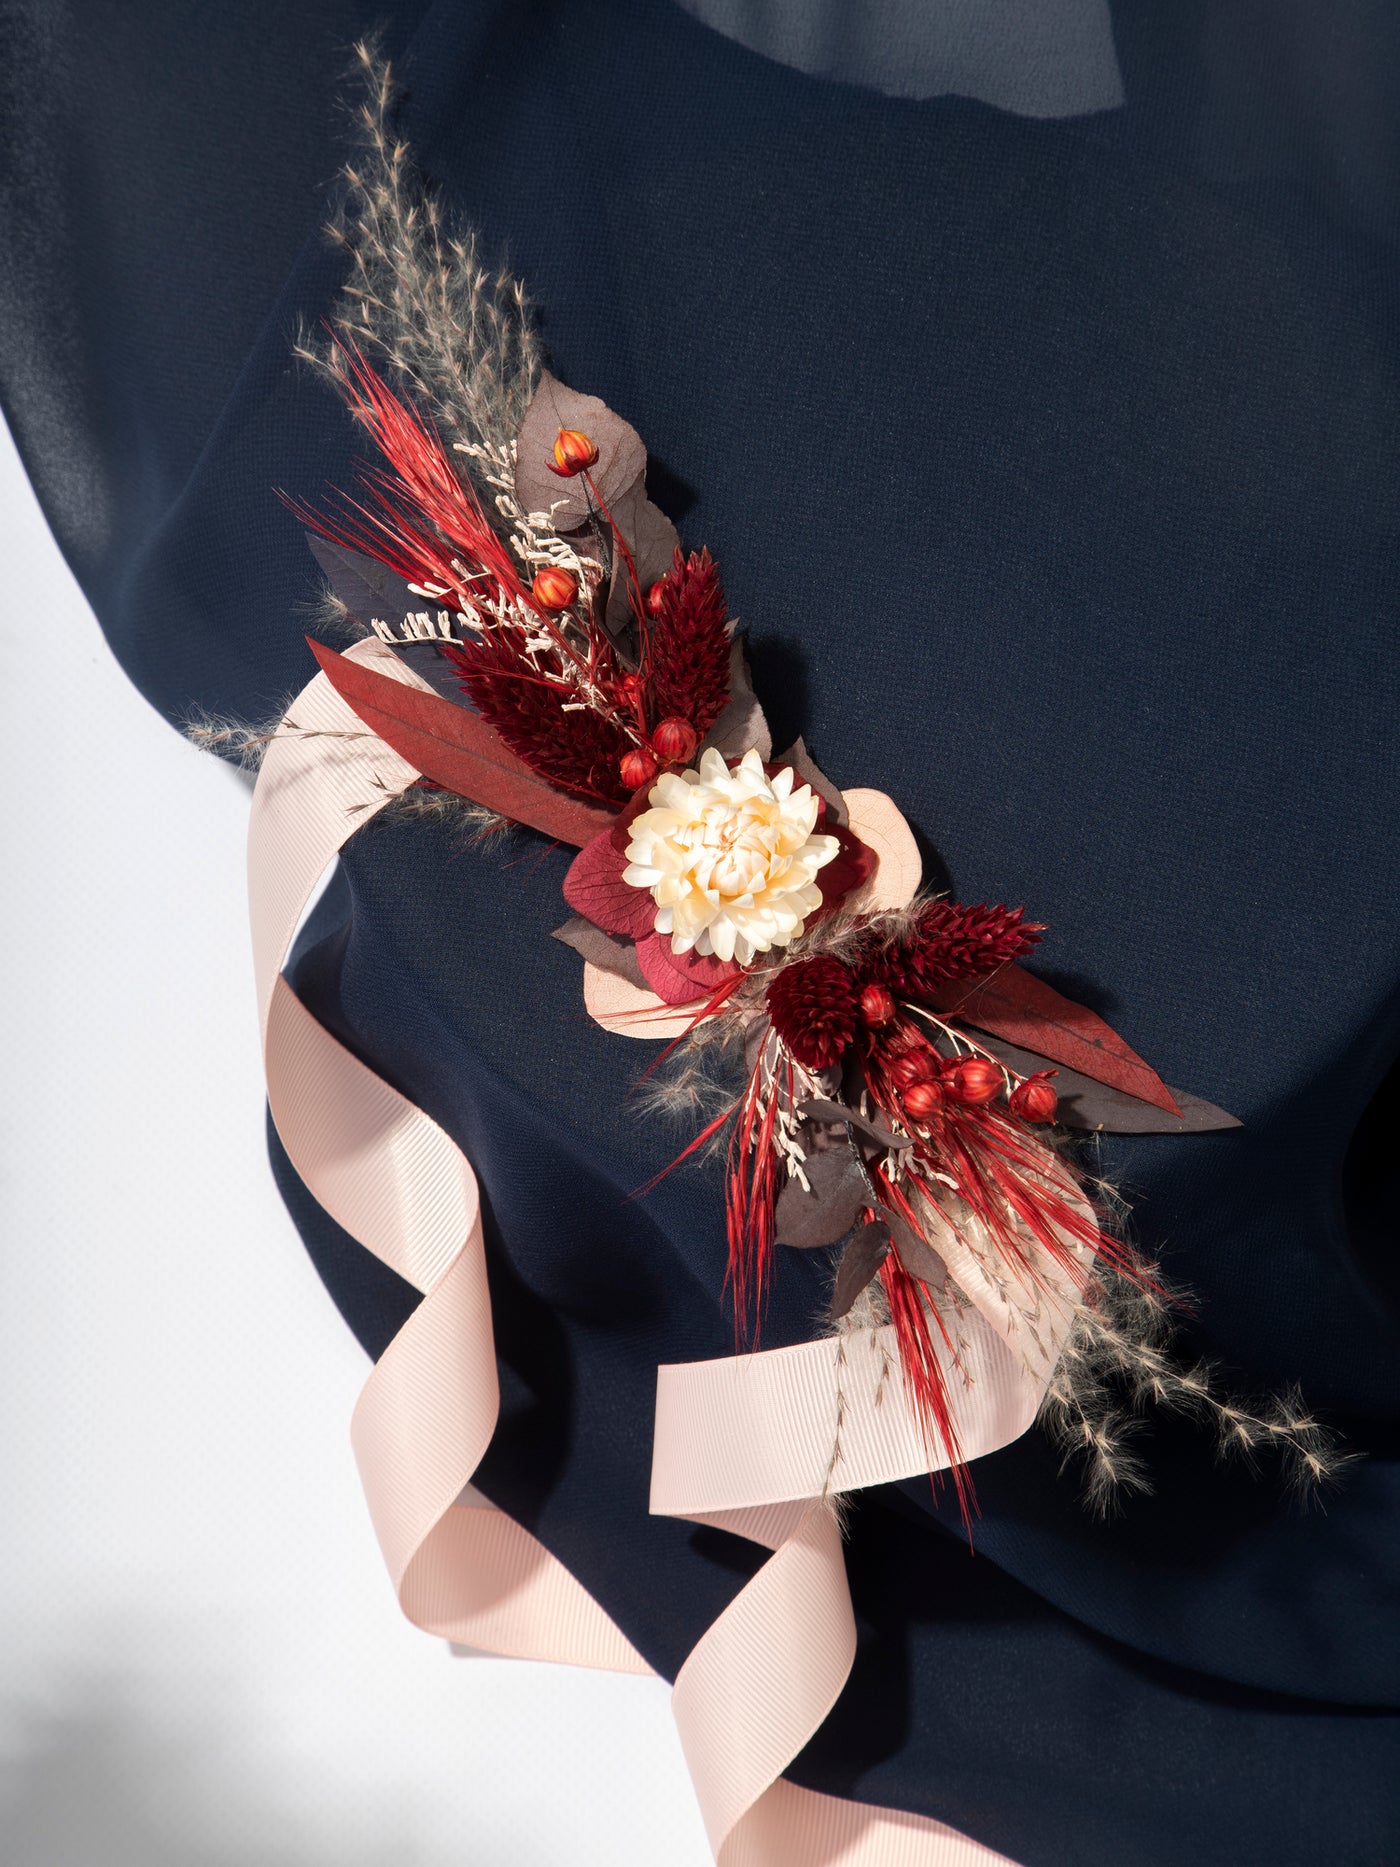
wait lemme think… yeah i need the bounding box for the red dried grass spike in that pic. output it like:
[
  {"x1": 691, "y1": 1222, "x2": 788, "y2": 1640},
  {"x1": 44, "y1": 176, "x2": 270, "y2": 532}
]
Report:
[
  {"x1": 329, "y1": 340, "x2": 527, "y2": 602},
  {"x1": 288, "y1": 340, "x2": 539, "y2": 630},
  {"x1": 646, "y1": 548, "x2": 732, "y2": 738},
  {"x1": 444, "y1": 636, "x2": 633, "y2": 805},
  {"x1": 766, "y1": 956, "x2": 860, "y2": 1070},
  {"x1": 868, "y1": 901, "x2": 1042, "y2": 1000},
  {"x1": 877, "y1": 1249, "x2": 975, "y2": 1538},
  {"x1": 723, "y1": 1045, "x2": 790, "y2": 1343}
]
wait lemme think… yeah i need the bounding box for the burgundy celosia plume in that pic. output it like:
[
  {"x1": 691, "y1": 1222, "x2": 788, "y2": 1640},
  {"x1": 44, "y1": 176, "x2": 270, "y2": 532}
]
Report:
[
  {"x1": 867, "y1": 901, "x2": 1042, "y2": 999},
  {"x1": 445, "y1": 634, "x2": 633, "y2": 804},
  {"x1": 645, "y1": 547, "x2": 732, "y2": 736}
]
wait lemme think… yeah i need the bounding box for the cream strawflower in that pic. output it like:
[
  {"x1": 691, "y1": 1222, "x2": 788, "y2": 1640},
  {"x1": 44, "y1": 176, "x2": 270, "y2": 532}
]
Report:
[{"x1": 622, "y1": 747, "x2": 841, "y2": 964}]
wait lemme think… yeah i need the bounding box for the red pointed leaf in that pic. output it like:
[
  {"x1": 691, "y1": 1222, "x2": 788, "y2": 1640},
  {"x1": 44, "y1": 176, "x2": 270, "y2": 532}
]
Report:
[
  {"x1": 562, "y1": 826, "x2": 657, "y2": 938},
  {"x1": 934, "y1": 965, "x2": 1183, "y2": 1117},
  {"x1": 308, "y1": 639, "x2": 617, "y2": 847}
]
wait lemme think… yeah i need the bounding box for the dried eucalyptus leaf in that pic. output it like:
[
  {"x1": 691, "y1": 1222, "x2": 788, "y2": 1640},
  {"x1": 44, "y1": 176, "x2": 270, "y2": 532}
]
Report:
[
  {"x1": 604, "y1": 484, "x2": 682, "y2": 639},
  {"x1": 702, "y1": 640, "x2": 772, "y2": 760},
  {"x1": 551, "y1": 916, "x2": 648, "y2": 990},
  {"x1": 830, "y1": 1221, "x2": 891, "y2": 1319},
  {"x1": 514, "y1": 371, "x2": 647, "y2": 531},
  {"x1": 775, "y1": 1146, "x2": 870, "y2": 1249}
]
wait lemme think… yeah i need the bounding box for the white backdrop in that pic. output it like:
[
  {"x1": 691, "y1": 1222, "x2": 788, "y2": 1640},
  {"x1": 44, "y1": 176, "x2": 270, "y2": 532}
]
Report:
[{"x1": 0, "y1": 416, "x2": 711, "y2": 1865}]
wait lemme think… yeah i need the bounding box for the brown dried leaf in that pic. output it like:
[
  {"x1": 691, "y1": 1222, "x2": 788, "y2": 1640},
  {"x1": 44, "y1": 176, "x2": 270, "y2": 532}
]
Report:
[
  {"x1": 886, "y1": 1208, "x2": 948, "y2": 1290},
  {"x1": 830, "y1": 1221, "x2": 891, "y2": 1319},
  {"x1": 701, "y1": 640, "x2": 772, "y2": 760},
  {"x1": 514, "y1": 371, "x2": 647, "y2": 531},
  {"x1": 775, "y1": 1146, "x2": 870, "y2": 1249},
  {"x1": 551, "y1": 916, "x2": 648, "y2": 990},
  {"x1": 604, "y1": 482, "x2": 681, "y2": 637}
]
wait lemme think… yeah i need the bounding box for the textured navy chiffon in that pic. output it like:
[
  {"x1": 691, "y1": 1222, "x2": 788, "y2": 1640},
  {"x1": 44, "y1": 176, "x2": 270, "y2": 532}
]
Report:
[{"x1": 3, "y1": 3, "x2": 1398, "y2": 1859}]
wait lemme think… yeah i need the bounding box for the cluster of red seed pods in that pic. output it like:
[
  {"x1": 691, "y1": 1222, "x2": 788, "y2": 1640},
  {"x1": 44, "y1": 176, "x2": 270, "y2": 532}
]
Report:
[{"x1": 872, "y1": 1018, "x2": 1058, "y2": 1128}]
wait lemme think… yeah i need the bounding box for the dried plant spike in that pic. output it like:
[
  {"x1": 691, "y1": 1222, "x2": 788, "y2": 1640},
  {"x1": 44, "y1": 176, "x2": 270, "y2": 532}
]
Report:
[
  {"x1": 1038, "y1": 1261, "x2": 1356, "y2": 1513},
  {"x1": 302, "y1": 42, "x2": 542, "y2": 486},
  {"x1": 646, "y1": 548, "x2": 733, "y2": 739}
]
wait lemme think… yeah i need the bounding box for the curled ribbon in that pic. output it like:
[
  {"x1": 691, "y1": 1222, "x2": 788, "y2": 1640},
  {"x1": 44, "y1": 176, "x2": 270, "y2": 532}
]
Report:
[{"x1": 249, "y1": 637, "x2": 1072, "y2": 1864}]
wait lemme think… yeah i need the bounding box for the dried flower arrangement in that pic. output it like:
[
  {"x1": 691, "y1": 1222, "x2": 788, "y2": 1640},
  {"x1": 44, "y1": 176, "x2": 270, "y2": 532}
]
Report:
[{"x1": 220, "y1": 45, "x2": 1348, "y2": 1520}]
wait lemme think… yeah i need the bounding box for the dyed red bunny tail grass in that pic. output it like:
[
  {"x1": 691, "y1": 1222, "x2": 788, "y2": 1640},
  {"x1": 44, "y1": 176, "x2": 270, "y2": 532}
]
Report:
[
  {"x1": 878, "y1": 1252, "x2": 976, "y2": 1539},
  {"x1": 291, "y1": 335, "x2": 529, "y2": 614},
  {"x1": 723, "y1": 1042, "x2": 792, "y2": 1345}
]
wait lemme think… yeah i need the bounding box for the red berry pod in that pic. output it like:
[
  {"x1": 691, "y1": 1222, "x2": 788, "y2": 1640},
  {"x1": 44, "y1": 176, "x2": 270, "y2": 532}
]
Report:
[
  {"x1": 947, "y1": 1057, "x2": 1003, "y2": 1105},
  {"x1": 889, "y1": 1048, "x2": 936, "y2": 1088},
  {"x1": 644, "y1": 577, "x2": 670, "y2": 619},
  {"x1": 651, "y1": 717, "x2": 700, "y2": 765},
  {"x1": 902, "y1": 1079, "x2": 945, "y2": 1121},
  {"x1": 547, "y1": 427, "x2": 599, "y2": 477},
  {"x1": 619, "y1": 747, "x2": 659, "y2": 791},
  {"x1": 858, "y1": 984, "x2": 896, "y2": 1028},
  {"x1": 1009, "y1": 1072, "x2": 1059, "y2": 1124},
  {"x1": 531, "y1": 565, "x2": 579, "y2": 611}
]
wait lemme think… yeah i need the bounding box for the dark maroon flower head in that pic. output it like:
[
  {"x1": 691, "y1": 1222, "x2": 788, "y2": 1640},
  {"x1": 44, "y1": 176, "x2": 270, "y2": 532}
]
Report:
[{"x1": 766, "y1": 956, "x2": 860, "y2": 1070}]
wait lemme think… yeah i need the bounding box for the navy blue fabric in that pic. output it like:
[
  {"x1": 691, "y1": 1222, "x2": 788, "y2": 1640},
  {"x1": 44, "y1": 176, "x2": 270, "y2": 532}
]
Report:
[{"x1": 4, "y1": 2, "x2": 1399, "y2": 1858}]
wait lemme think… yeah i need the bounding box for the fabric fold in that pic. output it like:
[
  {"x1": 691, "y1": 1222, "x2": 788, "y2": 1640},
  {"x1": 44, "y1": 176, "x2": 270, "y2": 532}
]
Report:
[{"x1": 247, "y1": 638, "x2": 1028, "y2": 1863}]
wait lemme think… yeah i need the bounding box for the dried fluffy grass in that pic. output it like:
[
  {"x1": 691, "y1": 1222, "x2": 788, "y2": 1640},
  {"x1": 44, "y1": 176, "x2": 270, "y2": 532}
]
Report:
[
  {"x1": 298, "y1": 42, "x2": 540, "y2": 489},
  {"x1": 1039, "y1": 1261, "x2": 1355, "y2": 1513}
]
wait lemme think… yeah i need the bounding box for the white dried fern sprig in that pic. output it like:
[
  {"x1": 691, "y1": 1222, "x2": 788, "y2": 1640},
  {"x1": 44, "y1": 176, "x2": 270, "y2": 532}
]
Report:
[
  {"x1": 299, "y1": 41, "x2": 541, "y2": 482},
  {"x1": 1039, "y1": 1262, "x2": 1356, "y2": 1512}
]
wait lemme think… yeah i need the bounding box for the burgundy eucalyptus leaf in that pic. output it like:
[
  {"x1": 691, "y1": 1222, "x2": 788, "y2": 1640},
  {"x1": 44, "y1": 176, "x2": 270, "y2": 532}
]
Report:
[
  {"x1": 562, "y1": 827, "x2": 657, "y2": 939},
  {"x1": 973, "y1": 1035, "x2": 1242, "y2": 1134},
  {"x1": 830, "y1": 1221, "x2": 891, "y2": 1319},
  {"x1": 635, "y1": 931, "x2": 742, "y2": 1006},
  {"x1": 935, "y1": 965, "x2": 1183, "y2": 1116},
  {"x1": 514, "y1": 371, "x2": 647, "y2": 531},
  {"x1": 551, "y1": 916, "x2": 648, "y2": 990},
  {"x1": 775, "y1": 1146, "x2": 871, "y2": 1249},
  {"x1": 815, "y1": 823, "x2": 877, "y2": 915}
]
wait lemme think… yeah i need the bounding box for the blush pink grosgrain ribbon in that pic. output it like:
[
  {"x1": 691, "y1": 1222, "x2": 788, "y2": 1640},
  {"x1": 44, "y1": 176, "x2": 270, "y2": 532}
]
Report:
[{"x1": 248, "y1": 636, "x2": 1078, "y2": 1864}]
